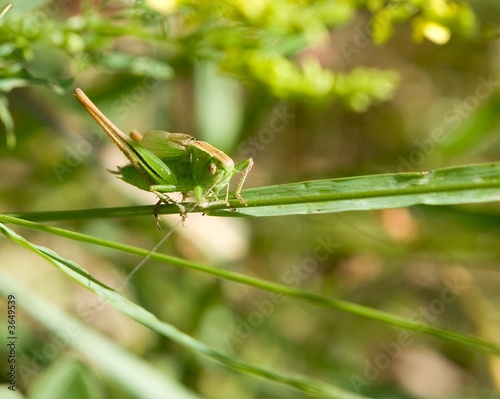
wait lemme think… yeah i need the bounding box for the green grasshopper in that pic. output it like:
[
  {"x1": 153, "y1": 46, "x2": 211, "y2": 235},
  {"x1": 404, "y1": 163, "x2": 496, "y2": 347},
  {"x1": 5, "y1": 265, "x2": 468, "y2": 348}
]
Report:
[{"x1": 74, "y1": 88, "x2": 253, "y2": 225}]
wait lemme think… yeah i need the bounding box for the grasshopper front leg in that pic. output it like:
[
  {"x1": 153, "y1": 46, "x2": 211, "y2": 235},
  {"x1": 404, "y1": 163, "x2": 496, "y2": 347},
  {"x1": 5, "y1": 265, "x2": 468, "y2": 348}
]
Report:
[
  {"x1": 151, "y1": 185, "x2": 188, "y2": 226},
  {"x1": 233, "y1": 158, "x2": 254, "y2": 205},
  {"x1": 193, "y1": 157, "x2": 254, "y2": 212}
]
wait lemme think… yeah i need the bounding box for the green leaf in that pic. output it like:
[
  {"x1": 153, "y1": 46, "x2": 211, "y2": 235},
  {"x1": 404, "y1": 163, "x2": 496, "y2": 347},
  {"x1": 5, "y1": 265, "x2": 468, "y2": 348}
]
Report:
[
  {"x1": 1, "y1": 217, "x2": 499, "y2": 358},
  {"x1": 208, "y1": 162, "x2": 500, "y2": 217},
  {"x1": 99, "y1": 53, "x2": 173, "y2": 79},
  {"x1": 0, "y1": 94, "x2": 15, "y2": 148},
  {"x1": 0, "y1": 271, "x2": 201, "y2": 399},
  {"x1": 0, "y1": 223, "x2": 370, "y2": 399},
  {"x1": 12, "y1": 162, "x2": 500, "y2": 221},
  {"x1": 30, "y1": 357, "x2": 104, "y2": 399}
]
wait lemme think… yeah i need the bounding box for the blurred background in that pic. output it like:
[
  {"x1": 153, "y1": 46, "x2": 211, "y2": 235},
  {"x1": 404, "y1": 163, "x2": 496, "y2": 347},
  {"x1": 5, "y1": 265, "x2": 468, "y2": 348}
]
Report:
[{"x1": 1, "y1": 1, "x2": 500, "y2": 398}]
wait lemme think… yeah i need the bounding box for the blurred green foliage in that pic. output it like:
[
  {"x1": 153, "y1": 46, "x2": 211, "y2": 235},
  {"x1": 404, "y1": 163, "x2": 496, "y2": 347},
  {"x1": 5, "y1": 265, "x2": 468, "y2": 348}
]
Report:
[{"x1": 0, "y1": 0, "x2": 481, "y2": 147}]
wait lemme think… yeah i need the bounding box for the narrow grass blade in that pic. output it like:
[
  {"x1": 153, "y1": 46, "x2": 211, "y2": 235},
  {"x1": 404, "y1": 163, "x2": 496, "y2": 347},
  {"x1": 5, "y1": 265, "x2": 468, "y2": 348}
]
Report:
[
  {"x1": 0, "y1": 223, "x2": 370, "y2": 399},
  {"x1": 210, "y1": 162, "x2": 500, "y2": 217},
  {"x1": 1, "y1": 216, "x2": 500, "y2": 357},
  {"x1": 10, "y1": 162, "x2": 500, "y2": 221}
]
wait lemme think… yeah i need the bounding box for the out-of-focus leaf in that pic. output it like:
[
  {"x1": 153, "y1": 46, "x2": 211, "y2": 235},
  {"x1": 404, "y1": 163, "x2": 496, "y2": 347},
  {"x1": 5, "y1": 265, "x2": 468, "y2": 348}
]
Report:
[
  {"x1": 0, "y1": 94, "x2": 15, "y2": 148},
  {"x1": 30, "y1": 357, "x2": 104, "y2": 399},
  {"x1": 99, "y1": 53, "x2": 173, "y2": 79}
]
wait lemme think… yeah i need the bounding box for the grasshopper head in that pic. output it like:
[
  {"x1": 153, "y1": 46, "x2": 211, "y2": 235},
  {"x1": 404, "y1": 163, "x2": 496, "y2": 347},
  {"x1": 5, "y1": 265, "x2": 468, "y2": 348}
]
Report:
[{"x1": 190, "y1": 141, "x2": 235, "y2": 195}]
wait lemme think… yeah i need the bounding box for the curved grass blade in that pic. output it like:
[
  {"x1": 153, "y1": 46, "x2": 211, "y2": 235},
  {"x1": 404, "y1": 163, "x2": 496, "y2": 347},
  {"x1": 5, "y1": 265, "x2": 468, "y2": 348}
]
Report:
[
  {"x1": 0, "y1": 271, "x2": 200, "y2": 399},
  {"x1": 0, "y1": 222, "x2": 368, "y2": 399},
  {"x1": 1, "y1": 215, "x2": 500, "y2": 357}
]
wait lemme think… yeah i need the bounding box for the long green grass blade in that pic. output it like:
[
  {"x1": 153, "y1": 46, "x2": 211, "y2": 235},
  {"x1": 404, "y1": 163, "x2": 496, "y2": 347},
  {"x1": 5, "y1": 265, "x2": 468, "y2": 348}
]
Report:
[
  {"x1": 1, "y1": 216, "x2": 499, "y2": 357},
  {"x1": 10, "y1": 162, "x2": 500, "y2": 222},
  {"x1": 212, "y1": 162, "x2": 500, "y2": 217},
  {"x1": 0, "y1": 270, "x2": 196, "y2": 399},
  {"x1": 0, "y1": 223, "x2": 368, "y2": 399}
]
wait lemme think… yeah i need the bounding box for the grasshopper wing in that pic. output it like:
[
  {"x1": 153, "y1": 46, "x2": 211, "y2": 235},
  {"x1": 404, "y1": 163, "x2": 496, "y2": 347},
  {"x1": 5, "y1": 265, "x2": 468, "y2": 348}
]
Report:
[{"x1": 139, "y1": 131, "x2": 194, "y2": 159}]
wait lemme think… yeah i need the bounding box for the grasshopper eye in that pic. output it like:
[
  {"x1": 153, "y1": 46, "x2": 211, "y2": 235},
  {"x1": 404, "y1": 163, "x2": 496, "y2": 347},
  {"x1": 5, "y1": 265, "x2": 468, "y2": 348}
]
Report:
[{"x1": 209, "y1": 163, "x2": 217, "y2": 174}]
